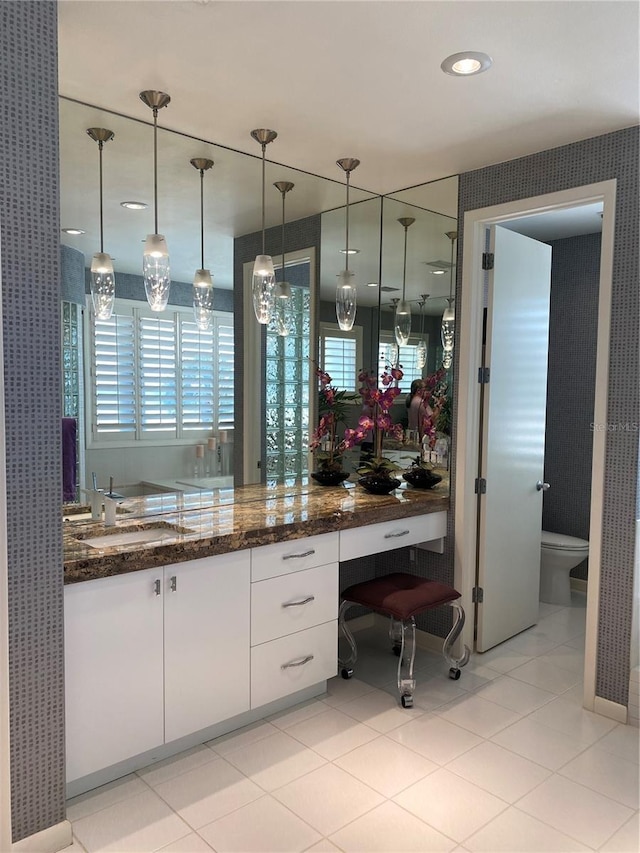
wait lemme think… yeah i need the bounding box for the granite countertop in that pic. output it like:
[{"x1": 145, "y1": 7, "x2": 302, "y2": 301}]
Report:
[{"x1": 63, "y1": 477, "x2": 450, "y2": 584}]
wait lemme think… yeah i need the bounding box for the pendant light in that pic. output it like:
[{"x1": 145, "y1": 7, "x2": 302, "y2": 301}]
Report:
[
  {"x1": 273, "y1": 180, "x2": 294, "y2": 337},
  {"x1": 441, "y1": 230, "x2": 457, "y2": 369},
  {"x1": 416, "y1": 293, "x2": 429, "y2": 370},
  {"x1": 140, "y1": 90, "x2": 171, "y2": 311},
  {"x1": 190, "y1": 157, "x2": 215, "y2": 331},
  {"x1": 86, "y1": 127, "x2": 116, "y2": 320},
  {"x1": 394, "y1": 217, "x2": 415, "y2": 346},
  {"x1": 387, "y1": 300, "x2": 400, "y2": 367},
  {"x1": 250, "y1": 129, "x2": 278, "y2": 324},
  {"x1": 335, "y1": 157, "x2": 360, "y2": 331}
]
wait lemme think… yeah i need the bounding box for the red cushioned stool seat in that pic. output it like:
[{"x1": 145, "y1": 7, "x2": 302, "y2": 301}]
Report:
[{"x1": 338, "y1": 572, "x2": 470, "y2": 708}]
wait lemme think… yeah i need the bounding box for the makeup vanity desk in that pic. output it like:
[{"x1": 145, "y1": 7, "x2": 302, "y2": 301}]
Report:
[{"x1": 63, "y1": 479, "x2": 448, "y2": 795}]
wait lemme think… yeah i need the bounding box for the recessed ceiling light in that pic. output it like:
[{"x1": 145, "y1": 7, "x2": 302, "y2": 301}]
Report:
[
  {"x1": 441, "y1": 51, "x2": 492, "y2": 76},
  {"x1": 62, "y1": 227, "x2": 85, "y2": 235},
  {"x1": 339, "y1": 248, "x2": 360, "y2": 255},
  {"x1": 367, "y1": 282, "x2": 378, "y2": 287},
  {"x1": 431, "y1": 269, "x2": 446, "y2": 275},
  {"x1": 120, "y1": 201, "x2": 148, "y2": 210}
]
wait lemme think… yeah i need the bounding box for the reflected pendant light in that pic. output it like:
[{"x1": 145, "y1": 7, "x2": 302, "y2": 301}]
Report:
[
  {"x1": 416, "y1": 292, "x2": 429, "y2": 369},
  {"x1": 387, "y1": 300, "x2": 400, "y2": 366},
  {"x1": 335, "y1": 157, "x2": 360, "y2": 331},
  {"x1": 140, "y1": 90, "x2": 171, "y2": 311},
  {"x1": 441, "y1": 230, "x2": 457, "y2": 369},
  {"x1": 394, "y1": 217, "x2": 415, "y2": 346},
  {"x1": 273, "y1": 180, "x2": 294, "y2": 337},
  {"x1": 251, "y1": 129, "x2": 278, "y2": 324},
  {"x1": 86, "y1": 127, "x2": 116, "y2": 320},
  {"x1": 190, "y1": 157, "x2": 215, "y2": 331}
]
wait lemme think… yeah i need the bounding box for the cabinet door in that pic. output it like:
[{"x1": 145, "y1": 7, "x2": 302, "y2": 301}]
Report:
[
  {"x1": 65, "y1": 569, "x2": 164, "y2": 782},
  {"x1": 164, "y1": 551, "x2": 251, "y2": 743}
]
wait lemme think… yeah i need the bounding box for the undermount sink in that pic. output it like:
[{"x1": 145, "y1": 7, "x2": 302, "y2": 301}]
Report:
[{"x1": 75, "y1": 521, "x2": 194, "y2": 549}]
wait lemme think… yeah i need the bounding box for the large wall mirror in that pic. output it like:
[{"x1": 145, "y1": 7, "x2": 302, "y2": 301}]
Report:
[{"x1": 59, "y1": 96, "x2": 457, "y2": 501}]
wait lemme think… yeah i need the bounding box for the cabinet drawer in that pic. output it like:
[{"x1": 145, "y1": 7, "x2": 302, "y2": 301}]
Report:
[
  {"x1": 251, "y1": 621, "x2": 337, "y2": 708},
  {"x1": 251, "y1": 532, "x2": 339, "y2": 581},
  {"x1": 251, "y1": 564, "x2": 338, "y2": 646},
  {"x1": 339, "y1": 511, "x2": 447, "y2": 562}
]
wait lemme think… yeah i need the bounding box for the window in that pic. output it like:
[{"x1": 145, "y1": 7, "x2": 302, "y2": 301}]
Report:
[
  {"x1": 88, "y1": 300, "x2": 233, "y2": 443},
  {"x1": 319, "y1": 324, "x2": 363, "y2": 392},
  {"x1": 378, "y1": 333, "x2": 428, "y2": 393}
]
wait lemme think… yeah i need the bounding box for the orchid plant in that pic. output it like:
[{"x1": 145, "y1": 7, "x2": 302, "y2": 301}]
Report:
[
  {"x1": 340, "y1": 365, "x2": 405, "y2": 479},
  {"x1": 418, "y1": 367, "x2": 449, "y2": 450},
  {"x1": 309, "y1": 368, "x2": 358, "y2": 473}
]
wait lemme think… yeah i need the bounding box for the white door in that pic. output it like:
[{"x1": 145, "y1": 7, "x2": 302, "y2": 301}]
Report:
[
  {"x1": 163, "y1": 552, "x2": 251, "y2": 742},
  {"x1": 476, "y1": 225, "x2": 552, "y2": 652}
]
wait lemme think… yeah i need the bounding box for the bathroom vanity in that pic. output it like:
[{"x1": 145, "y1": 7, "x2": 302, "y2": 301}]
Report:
[{"x1": 63, "y1": 480, "x2": 448, "y2": 795}]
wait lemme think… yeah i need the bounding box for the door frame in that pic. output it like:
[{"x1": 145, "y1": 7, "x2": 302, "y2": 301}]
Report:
[{"x1": 455, "y1": 180, "x2": 617, "y2": 712}]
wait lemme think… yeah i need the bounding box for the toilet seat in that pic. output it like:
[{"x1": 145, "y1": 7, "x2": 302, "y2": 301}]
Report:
[{"x1": 541, "y1": 531, "x2": 589, "y2": 552}]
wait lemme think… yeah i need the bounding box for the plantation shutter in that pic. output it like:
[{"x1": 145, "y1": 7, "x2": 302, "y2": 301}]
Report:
[
  {"x1": 138, "y1": 315, "x2": 177, "y2": 433},
  {"x1": 215, "y1": 318, "x2": 235, "y2": 431},
  {"x1": 93, "y1": 313, "x2": 136, "y2": 435},
  {"x1": 180, "y1": 319, "x2": 214, "y2": 431}
]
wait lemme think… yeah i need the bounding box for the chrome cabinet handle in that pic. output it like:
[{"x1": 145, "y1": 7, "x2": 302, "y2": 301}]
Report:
[
  {"x1": 384, "y1": 530, "x2": 410, "y2": 539},
  {"x1": 154, "y1": 579, "x2": 161, "y2": 596},
  {"x1": 281, "y1": 654, "x2": 314, "y2": 670},
  {"x1": 282, "y1": 595, "x2": 315, "y2": 608},
  {"x1": 536, "y1": 481, "x2": 551, "y2": 491},
  {"x1": 170, "y1": 575, "x2": 177, "y2": 592},
  {"x1": 282, "y1": 549, "x2": 315, "y2": 560}
]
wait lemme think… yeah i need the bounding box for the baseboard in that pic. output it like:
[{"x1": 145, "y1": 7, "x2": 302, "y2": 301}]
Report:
[
  {"x1": 594, "y1": 695, "x2": 628, "y2": 724},
  {"x1": 570, "y1": 578, "x2": 588, "y2": 593},
  {"x1": 11, "y1": 820, "x2": 72, "y2": 853}
]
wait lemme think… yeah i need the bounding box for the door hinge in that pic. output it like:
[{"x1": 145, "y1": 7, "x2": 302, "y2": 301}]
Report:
[
  {"x1": 478, "y1": 367, "x2": 490, "y2": 384},
  {"x1": 257, "y1": 460, "x2": 261, "y2": 469},
  {"x1": 474, "y1": 477, "x2": 487, "y2": 494},
  {"x1": 482, "y1": 252, "x2": 494, "y2": 270},
  {"x1": 472, "y1": 586, "x2": 484, "y2": 603}
]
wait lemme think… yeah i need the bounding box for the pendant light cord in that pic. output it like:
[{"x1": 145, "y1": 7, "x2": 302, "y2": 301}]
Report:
[
  {"x1": 281, "y1": 190, "x2": 286, "y2": 277},
  {"x1": 448, "y1": 235, "x2": 454, "y2": 301},
  {"x1": 402, "y1": 224, "x2": 408, "y2": 301},
  {"x1": 98, "y1": 140, "x2": 104, "y2": 253},
  {"x1": 261, "y1": 143, "x2": 266, "y2": 255},
  {"x1": 345, "y1": 170, "x2": 350, "y2": 273},
  {"x1": 153, "y1": 107, "x2": 159, "y2": 234},
  {"x1": 200, "y1": 168, "x2": 205, "y2": 270}
]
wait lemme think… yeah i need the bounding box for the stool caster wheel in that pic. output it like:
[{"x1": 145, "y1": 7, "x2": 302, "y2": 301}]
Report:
[
  {"x1": 401, "y1": 693, "x2": 414, "y2": 708},
  {"x1": 392, "y1": 644, "x2": 401, "y2": 657},
  {"x1": 449, "y1": 667, "x2": 461, "y2": 680},
  {"x1": 341, "y1": 668, "x2": 353, "y2": 679}
]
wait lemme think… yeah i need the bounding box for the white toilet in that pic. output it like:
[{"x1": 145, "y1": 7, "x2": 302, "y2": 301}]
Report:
[{"x1": 540, "y1": 531, "x2": 589, "y2": 606}]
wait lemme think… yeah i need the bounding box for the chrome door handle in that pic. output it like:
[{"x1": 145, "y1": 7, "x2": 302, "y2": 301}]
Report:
[
  {"x1": 170, "y1": 575, "x2": 177, "y2": 592},
  {"x1": 536, "y1": 481, "x2": 550, "y2": 491},
  {"x1": 282, "y1": 549, "x2": 315, "y2": 560},
  {"x1": 282, "y1": 595, "x2": 315, "y2": 608},
  {"x1": 281, "y1": 654, "x2": 314, "y2": 669},
  {"x1": 154, "y1": 579, "x2": 161, "y2": 596},
  {"x1": 384, "y1": 530, "x2": 410, "y2": 539}
]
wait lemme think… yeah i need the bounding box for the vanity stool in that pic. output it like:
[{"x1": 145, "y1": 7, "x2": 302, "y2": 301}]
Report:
[{"x1": 338, "y1": 572, "x2": 470, "y2": 708}]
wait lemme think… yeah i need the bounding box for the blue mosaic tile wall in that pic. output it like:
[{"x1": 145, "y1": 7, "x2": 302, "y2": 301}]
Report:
[
  {"x1": 1, "y1": 1, "x2": 65, "y2": 841},
  {"x1": 459, "y1": 127, "x2": 639, "y2": 706}
]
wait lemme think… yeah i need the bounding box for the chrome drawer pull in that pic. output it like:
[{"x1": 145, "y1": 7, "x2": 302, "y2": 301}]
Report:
[
  {"x1": 154, "y1": 579, "x2": 161, "y2": 596},
  {"x1": 281, "y1": 654, "x2": 314, "y2": 670},
  {"x1": 282, "y1": 549, "x2": 315, "y2": 560},
  {"x1": 384, "y1": 530, "x2": 410, "y2": 539},
  {"x1": 282, "y1": 595, "x2": 315, "y2": 608},
  {"x1": 170, "y1": 575, "x2": 177, "y2": 592}
]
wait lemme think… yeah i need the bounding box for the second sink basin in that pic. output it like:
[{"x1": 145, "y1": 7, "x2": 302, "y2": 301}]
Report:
[{"x1": 76, "y1": 521, "x2": 194, "y2": 549}]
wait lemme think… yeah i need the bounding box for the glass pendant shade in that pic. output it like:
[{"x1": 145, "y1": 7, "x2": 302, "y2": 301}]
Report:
[
  {"x1": 143, "y1": 233, "x2": 171, "y2": 311},
  {"x1": 336, "y1": 269, "x2": 357, "y2": 331},
  {"x1": 252, "y1": 254, "x2": 276, "y2": 324},
  {"x1": 90, "y1": 251, "x2": 116, "y2": 320},
  {"x1": 416, "y1": 337, "x2": 427, "y2": 369},
  {"x1": 274, "y1": 281, "x2": 293, "y2": 336},
  {"x1": 441, "y1": 300, "x2": 455, "y2": 368},
  {"x1": 394, "y1": 299, "x2": 412, "y2": 346},
  {"x1": 193, "y1": 268, "x2": 214, "y2": 330}
]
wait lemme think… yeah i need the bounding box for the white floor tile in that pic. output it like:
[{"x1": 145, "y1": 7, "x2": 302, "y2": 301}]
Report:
[
  {"x1": 304, "y1": 841, "x2": 341, "y2": 852},
  {"x1": 391, "y1": 672, "x2": 470, "y2": 712},
  {"x1": 329, "y1": 800, "x2": 456, "y2": 852},
  {"x1": 334, "y1": 734, "x2": 437, "y2": 797},
  {"x1": 541, "y1": 643, "x2": 585, "y2": 674},
  {"x1": 339, "y1": 686, "x2": 424, "y2": 732},
  {"x1": 516, "y1": 774, "x2": 633, "y2": 849},
  {"x1": 157, "y1": 833, "x2": 214, "y2": 852},
  {"x1": 508, "y1": 657, "x2": 580, "y2": 694},
  {"x1": 564, "y1": 632, "x2": 587, "y2": 650},
  {"x1": 447, "y1": 741, "x2": 551, "y2": 803},
  {"x1": 272, "y1": 763, "x2": 384, "y2": 836},
  {"x1": 198, "y1": 794, "x2": 321, "y2": 852},
  {"x1": 491, "y1": 716, "x2": 589, "y2": 770},
  {"x1": 222, "y1": 729, "x2": 326, "y2": 791},
  {"x1": 68, "y1": 841, "x2": 88, "y2": 853},
  {"x1": 394, "y1": 767, "x2": 507, "y2": 844},
  {"x1": 559, "y1": 743, "x2": 640, "y2": 809},
  {"x1": 67, "y1": 774, "x2": 149, "y2": 822},
  {"x1": 152, "y1": 756, "x2": 263, "y2": 829},
  {"x1": 474, "y1": 647, "x2": 534, "y2": 675},
  {"x1": 266, "y1": 699, "x2": 329, "y2": 730},
  {"x1": 435, "y1": 693, "x2": 521, "y2": 738},
  {"x1": 599, "y1": 811, "x2": 640, "y2": 852},
  {"x1": 526, "y1": 695, "x2": 617, "y2": 744},
  {"x1": 321, "y1": 675, "x2": 376, "y2": 707},
  {"x1": 463, "y1": 806, "x2": 589, "y2": 852},
  {"x1": 387, "y1": 714, "x2": 482, "y2": 765},
  {"x1": 538, "y1": 602, "x2": 564, "y2": 620},
  {"x1": 137, "y1": 746, "x2": 219, "y2": 788},
  {"x1": 206, "y1": 720, "x2": 279, "y2": 756},
  {"x1": 472, "y1": 674, "x2": 556, "y2": 714},
  {"x1": 503, "y1": 631, "x2": 563, "y2": 657},
  {"x1": 72, "y1": 789, "x2": 191, "y2": 853},
  {"x1": 596, "y1": 723, "x2": 640, "y2": 763},
  {"x1": 285, "y1": 707, "x2": 378, "y2": 760}
]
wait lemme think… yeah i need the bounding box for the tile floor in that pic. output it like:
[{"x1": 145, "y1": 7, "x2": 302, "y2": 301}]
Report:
[{"x1": 66, "y1": 593, "x2": 639, "y2": 853}]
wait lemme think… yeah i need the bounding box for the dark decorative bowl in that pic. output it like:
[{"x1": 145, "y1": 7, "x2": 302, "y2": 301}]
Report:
[
  {"x1": 311, "y1": 470, "x2": 350, "y2": 487},
  {"x1": 358, "y1": 475, "x2": 402, "y2": 495},
  {"x1": 402, "y1": 467, "x2": 443, "y2": 490}
]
